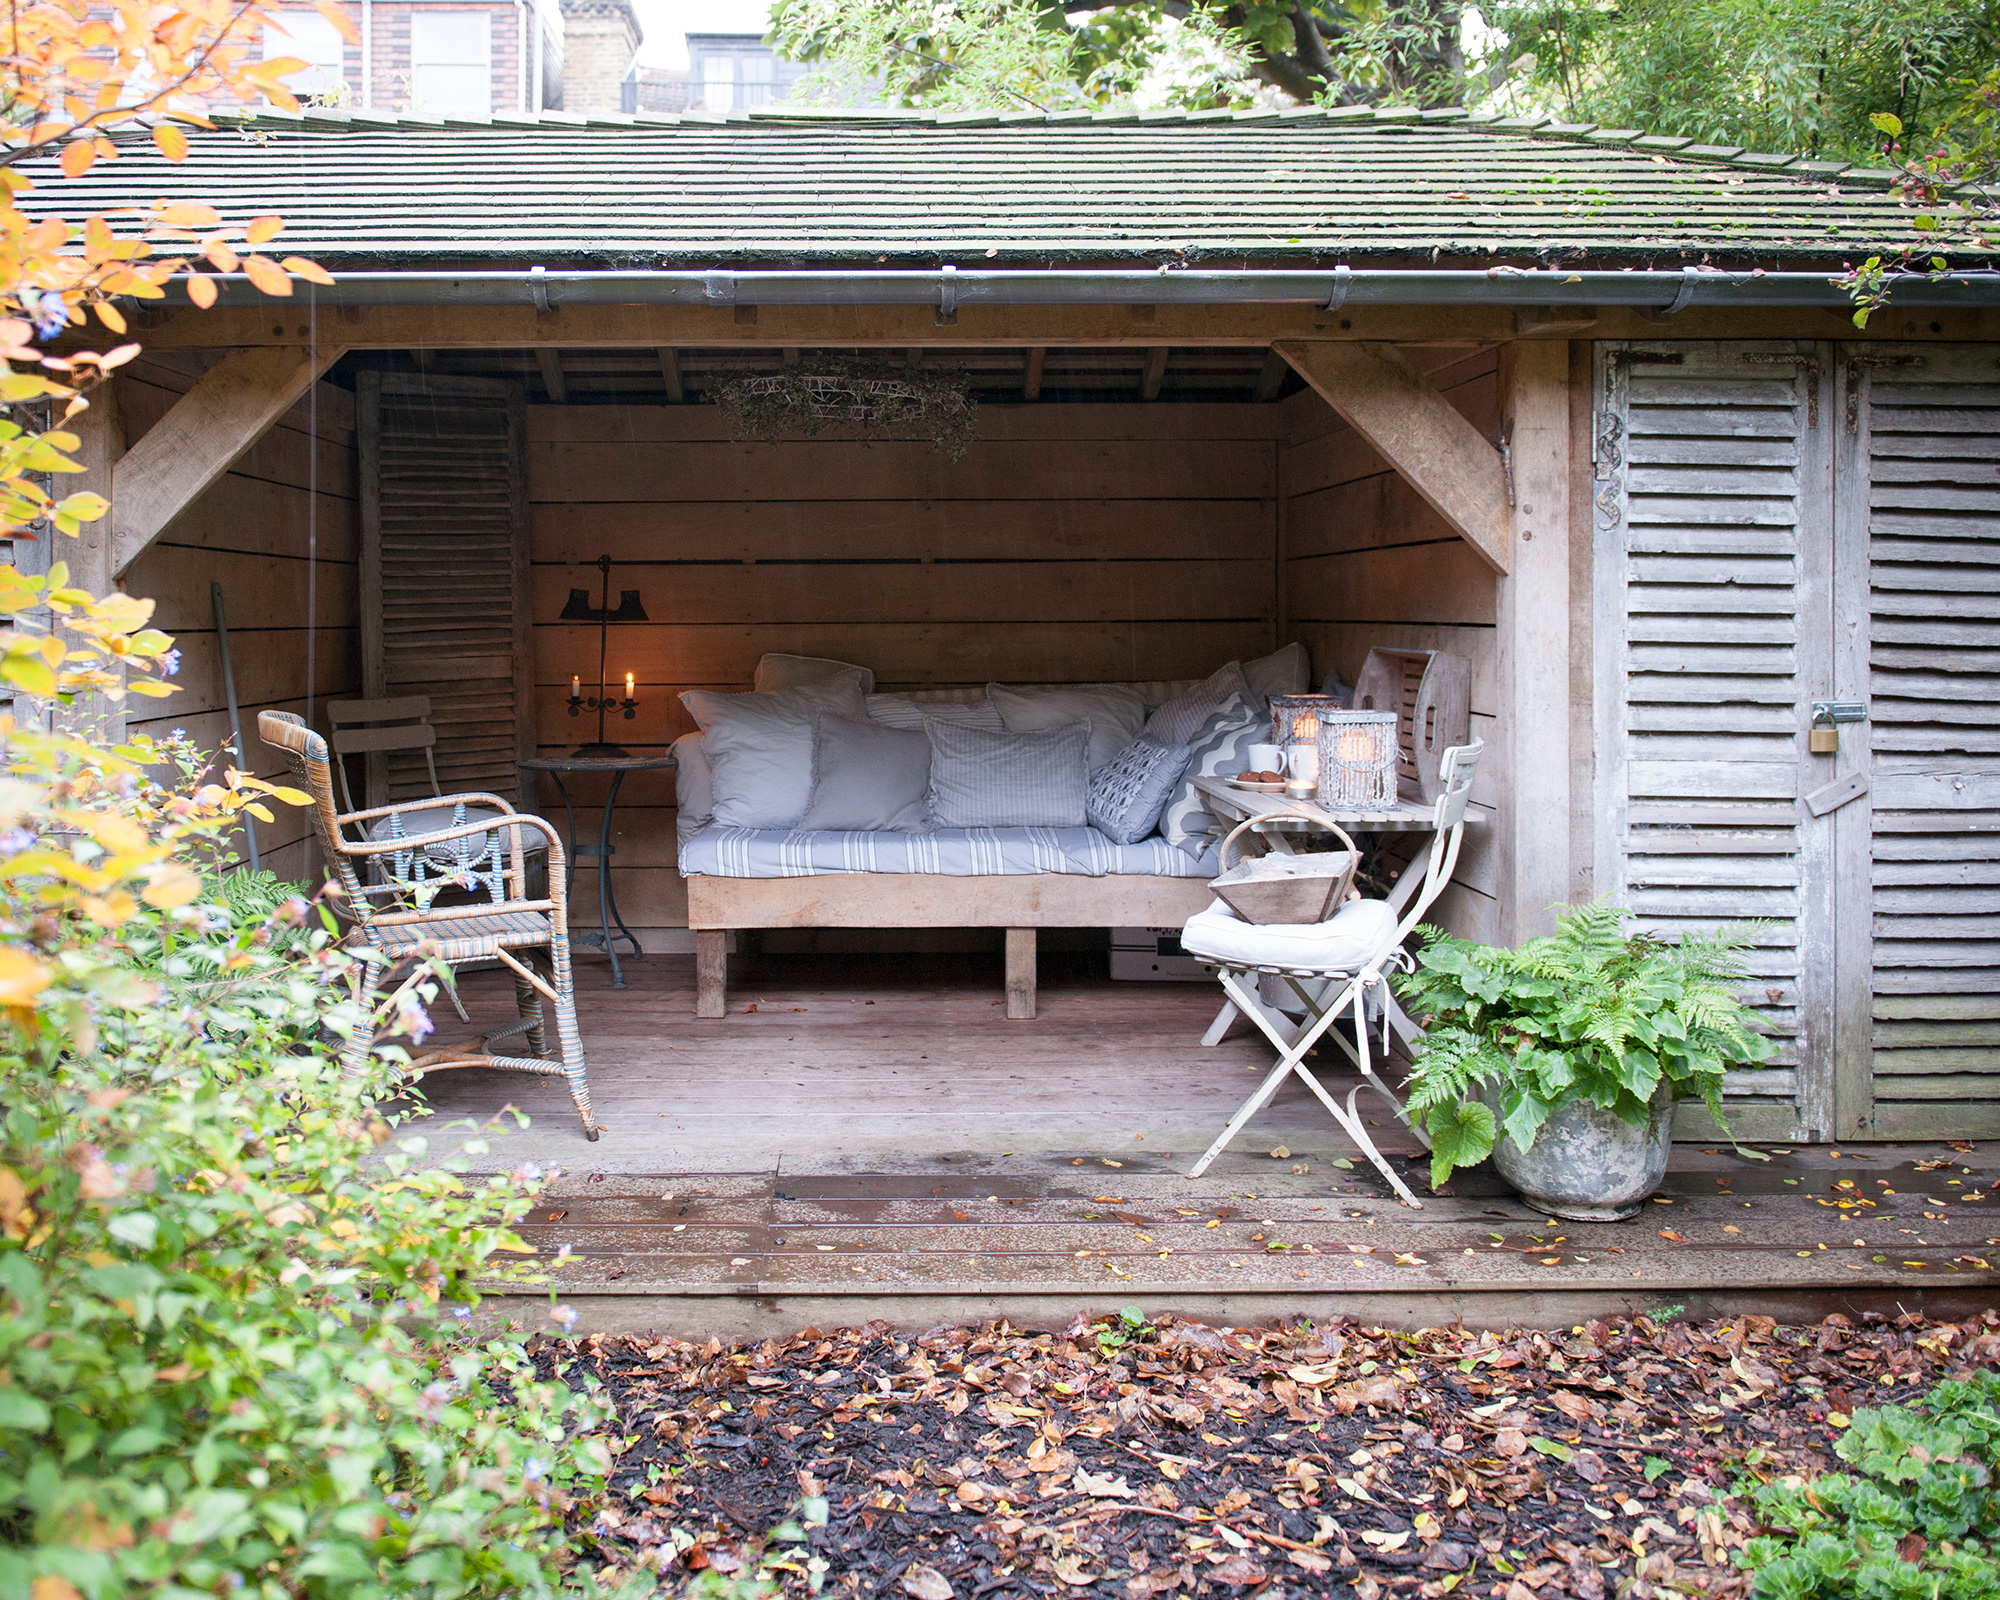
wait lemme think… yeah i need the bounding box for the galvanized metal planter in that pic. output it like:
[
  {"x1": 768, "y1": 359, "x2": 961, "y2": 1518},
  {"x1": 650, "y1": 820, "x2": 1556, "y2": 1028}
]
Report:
[{"x1": 1486, "y1": 1080, "x2": 1676, "y2": 1222}]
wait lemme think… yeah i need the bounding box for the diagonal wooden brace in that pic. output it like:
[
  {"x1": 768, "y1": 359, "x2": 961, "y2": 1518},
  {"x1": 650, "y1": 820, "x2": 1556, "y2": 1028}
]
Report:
[{"x1": 492, "y1": 945, "x2": 561, "y2": 1006}]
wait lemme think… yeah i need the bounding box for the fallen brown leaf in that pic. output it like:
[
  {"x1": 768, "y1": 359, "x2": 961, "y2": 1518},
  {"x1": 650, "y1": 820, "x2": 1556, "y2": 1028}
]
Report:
[{"x1": 901, "y1": 1562, "x2": 954, "y2": 1600}]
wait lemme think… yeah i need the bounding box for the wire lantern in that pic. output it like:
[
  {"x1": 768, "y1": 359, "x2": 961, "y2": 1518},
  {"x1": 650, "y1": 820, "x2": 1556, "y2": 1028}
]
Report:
[
  {"x1": 1268, "y1": 693, "x2": 1347, "y2": 748},
  {"x1": 1314, "y1": 710, "x2": 1399, "y2": 807}
]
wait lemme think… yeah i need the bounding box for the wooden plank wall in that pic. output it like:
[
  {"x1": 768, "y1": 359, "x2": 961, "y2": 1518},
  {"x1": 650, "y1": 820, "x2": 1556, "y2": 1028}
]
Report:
[
  {"x1": 1277, "y1": 348, "x2": 1504, "y2": 942},
  {"x1": 523, "y1": 402, "x2": 1281, "y2": 933},
  {"x1": 119, "y1": 354, "x2": 362, "y2": 884}
]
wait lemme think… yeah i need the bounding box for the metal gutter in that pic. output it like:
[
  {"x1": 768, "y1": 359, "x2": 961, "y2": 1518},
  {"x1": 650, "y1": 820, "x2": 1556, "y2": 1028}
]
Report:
[{"x1": 207, "y1": 264, "x2": 2000, "y2": 311}]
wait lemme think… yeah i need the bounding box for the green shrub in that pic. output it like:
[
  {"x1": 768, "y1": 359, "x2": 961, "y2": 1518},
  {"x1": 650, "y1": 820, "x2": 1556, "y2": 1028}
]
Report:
[
  {"x1": 1397, "y1": 899, "x2": 1776, "y2": 1187},
  {"x1": 1737, "y1": 1371, "x2": 2000, "y2": 1600},
  {"x1": 0, "y1": 611, "x2": 637, "y2": 1599}
]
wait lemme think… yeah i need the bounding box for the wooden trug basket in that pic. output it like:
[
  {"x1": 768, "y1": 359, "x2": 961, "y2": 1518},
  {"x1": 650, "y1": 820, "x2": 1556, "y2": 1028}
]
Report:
[
  {"x1": 1352, "y1": 646, "x2": 1472, "y2": 803},
  {"x1": 1211, "y1": 811, "x2": 1360, "y2": 925}
]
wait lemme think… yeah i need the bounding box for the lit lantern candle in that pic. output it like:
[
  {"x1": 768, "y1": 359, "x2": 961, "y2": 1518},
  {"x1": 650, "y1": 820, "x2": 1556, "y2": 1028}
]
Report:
[
  {"x1": 1337, "y1": 726, "x2": 1375, "y2": 764},
  {"x1": 625, "y1": 671, "x2": 635, "y2": 699},
  {"x1": 572, "y1": 675, "x2": 581, "y2": 697}
]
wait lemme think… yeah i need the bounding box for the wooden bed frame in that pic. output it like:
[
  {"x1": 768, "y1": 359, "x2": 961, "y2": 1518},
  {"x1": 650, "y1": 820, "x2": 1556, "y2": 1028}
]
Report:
[{"x1": 686, "y1": 873, "x2": 1216, "y2": 1019}]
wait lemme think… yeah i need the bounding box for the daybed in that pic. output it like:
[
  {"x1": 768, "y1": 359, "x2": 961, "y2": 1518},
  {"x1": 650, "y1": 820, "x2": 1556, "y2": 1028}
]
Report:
[{"x1": 674, "y1": 649, "x2": 1315, "y2": 1019}]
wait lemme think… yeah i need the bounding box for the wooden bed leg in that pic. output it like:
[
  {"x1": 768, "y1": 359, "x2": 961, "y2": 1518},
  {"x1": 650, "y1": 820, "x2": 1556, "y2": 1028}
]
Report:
[
  {"x1": 695, "y1": 930, "x2": 727, "y2": 1018},
  {"x1": 1005, "y1": 927, "x2": 1036, "y2": 1020}
]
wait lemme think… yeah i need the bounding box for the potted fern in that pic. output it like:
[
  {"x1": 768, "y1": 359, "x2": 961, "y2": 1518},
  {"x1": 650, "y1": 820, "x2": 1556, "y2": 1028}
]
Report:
[{"x1": 1397, "y1": 901, "x2": 1775, "y2": 1220}]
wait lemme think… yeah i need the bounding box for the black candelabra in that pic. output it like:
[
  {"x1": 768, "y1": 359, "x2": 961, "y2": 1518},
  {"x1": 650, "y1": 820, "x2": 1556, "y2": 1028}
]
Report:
[{"x1": 561, "y1": 554, "x2": 648, "y2": 757}]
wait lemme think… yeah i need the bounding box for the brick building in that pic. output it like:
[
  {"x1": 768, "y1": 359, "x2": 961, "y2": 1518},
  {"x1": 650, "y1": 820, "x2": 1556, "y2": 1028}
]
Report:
[
  {"x1": 254, "y1": 0, "x2": 563, "y2": 115},
  {"x1": 558, "y1": 0, "x2": 640, "y2": 113}
]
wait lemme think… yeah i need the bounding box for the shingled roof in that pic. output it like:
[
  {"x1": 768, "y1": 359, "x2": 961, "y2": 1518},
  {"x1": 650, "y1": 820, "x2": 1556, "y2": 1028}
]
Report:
[{"x1": 36, "y1": 104, "x2": 1981, "y2": 270}]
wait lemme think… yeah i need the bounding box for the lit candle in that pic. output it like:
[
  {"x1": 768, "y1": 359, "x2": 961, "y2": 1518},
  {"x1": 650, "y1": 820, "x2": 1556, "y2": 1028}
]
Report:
[
  {"x1": 625, "y1": 671, "x2": 635, "y2": 698},
  {"x1": 571, "y1": 675, "x2": 580, "y2": 697},
  {"x1": 1291, "y1": 709, "x2": 1318, "y2": 742},
  {"x1": 1337, "y1": 727, "x2": 1373, "y2": 763}
]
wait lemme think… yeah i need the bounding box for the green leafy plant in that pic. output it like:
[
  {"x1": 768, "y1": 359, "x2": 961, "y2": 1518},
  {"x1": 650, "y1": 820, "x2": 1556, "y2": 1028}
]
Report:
[
  {"x1": 1396, "y1": 900, "x2": 1776, "y2": 1187},
  {"x1": 0, "y1": 634, "x2": 644, "y2": 1597},
  {"x1": 1736, "y1": 1371, "x2": 2000, "y2": 1600}
]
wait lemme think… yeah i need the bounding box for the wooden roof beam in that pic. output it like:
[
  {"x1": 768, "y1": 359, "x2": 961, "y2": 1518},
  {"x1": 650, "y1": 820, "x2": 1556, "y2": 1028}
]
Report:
[
  {"x1": 1274, "y1": 339, "x2": 1510, "y2": 573},
  {"x1": 536, "y1": 347, "x2": 567, "y2": 402},
  {"x1": 1253, "y1": 349, "x2": 1288, "y2": 402},
  {"x1": 111, "y1": 343, "x2": 346, "y2": 579},
  {"x1": 1139, "y1": 346, "x2": 1168, "y2": 400}
]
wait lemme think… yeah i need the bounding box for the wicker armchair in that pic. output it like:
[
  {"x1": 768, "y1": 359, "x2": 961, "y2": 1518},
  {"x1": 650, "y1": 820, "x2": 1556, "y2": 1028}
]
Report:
[{"x1": 259, "y1": 710, "x2": 597, "y2": 1140}]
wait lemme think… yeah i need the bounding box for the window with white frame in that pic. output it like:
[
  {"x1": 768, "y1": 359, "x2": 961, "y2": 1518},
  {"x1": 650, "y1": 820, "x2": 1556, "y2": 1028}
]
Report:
[
  {"x1": 262, "y1": 11, "x2": 347, "y2": 99},
  {"x1": 410, "y1": 11, "x2": 492, "y2": 117},
  {"x1": 701, "y1": 54, "x2": 735, "y2": 112}
]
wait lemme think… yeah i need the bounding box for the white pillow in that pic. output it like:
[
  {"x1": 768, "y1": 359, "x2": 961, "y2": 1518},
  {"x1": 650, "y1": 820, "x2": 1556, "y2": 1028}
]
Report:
[
  {"x1": 672, "y1": 730, "x2": 712, "y2": 827},
  {"x1": 753, "y1": 653, "x2": 876, "y2": 695},
  {"x1": 681, "y1": 674, "x2": 868, "y2": 830},
  {"x1": 987, "y1": 682, "x2": 1146, "y2": 773},
  {"x1": 867, "y1": 695, "x2": 1004, "y2": 731},
  {"x1": 1243, "y1": 642, "x2": 1310, "y2": 702}
]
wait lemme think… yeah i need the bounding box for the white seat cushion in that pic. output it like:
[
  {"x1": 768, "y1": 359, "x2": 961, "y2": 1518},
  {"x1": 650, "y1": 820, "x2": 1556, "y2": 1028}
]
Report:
[
  {"x1": 367, "y1": 805, "x2": 547, "y2": 859},
  {"x1": 1180, "y1": 896, "x2": 1397, "y2": 973}
]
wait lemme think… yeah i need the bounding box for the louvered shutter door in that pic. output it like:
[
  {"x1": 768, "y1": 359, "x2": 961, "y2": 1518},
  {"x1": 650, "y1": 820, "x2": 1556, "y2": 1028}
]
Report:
[
  {"x1": 1594, "y1": 342, "x2": 1835, "y2": 1141},
  {"x1": 1851, "y1": 346, "x2": 2000, "y2": 1140},
  {"x1": 359, "y1": 372, "x2": 532, "y2": 807}
]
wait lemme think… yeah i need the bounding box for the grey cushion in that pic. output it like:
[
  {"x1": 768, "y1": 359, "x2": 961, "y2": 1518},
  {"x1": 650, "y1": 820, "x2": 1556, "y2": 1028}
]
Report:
[
  {"x1": 754, "y1": 652, "x2": 876, "y2": 695},
  {"x1": 988, "y1": 682, "x2": 1147, "y2": 773},
  {"x1": 925, "y1": 719, "x2": 1090, "y2": 829},
  {"x1": 682, "y1": 674, "x2": 869, "y2": 830},
  {"x1": 866, "y1": 694, "x2": 1004, "y2": 731},
  {"x1": 1158, "y1": 693, "x2": 1265, "y2": 856},
  {"x1": 672, "y1": 730, "x2": 713, "y2": 828},
  {"x1": 1243, "y1": 642, "x2": 1311, "y2": 703},
  {"x1": 1143, "y1": 660, "x2": 1261, "y2": 746},
  {"x1": 800, "y1": 711, "x2": 932, "y2": 832},
  {"x1": 1085, "y1": 736, "x2": 1192, "y2": 845}
]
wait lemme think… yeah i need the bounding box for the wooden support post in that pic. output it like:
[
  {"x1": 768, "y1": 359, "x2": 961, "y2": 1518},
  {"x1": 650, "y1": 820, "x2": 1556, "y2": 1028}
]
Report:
[
  {"x1": 536, "y1": 348, "x2": 567, "y2": 403},
  {"x1": 658, "y1": 347, "x2": 684, "y2": 402},
  {"x1": 1253, "y1": 349, "x2": 1287, "y2": 402},
  {"x1": 1274, "y1": 340, "x2": 1510, "y2": 572},
  {"x1": 695, "y1": 929, "x2": 728, "y2": 1018},
  {"x1": 47, "y1": 383, "x2": 125, "y2": 743},
  {"x1": 1495, "y1": 340, "x2": 1572, "y2": 944},
  {"x1": 1022, "y1": 347, "x2": 1045, "y2": 401},
  {"x1": 1005, "y1": 927, "x2": 1036, "y2": 1019},
  {"x1": 110, "y1": 344, "x2": 345, "y2": 578},
  {"x1": 1139, "y1": 346, "x2": 1169, "y2": 401}
]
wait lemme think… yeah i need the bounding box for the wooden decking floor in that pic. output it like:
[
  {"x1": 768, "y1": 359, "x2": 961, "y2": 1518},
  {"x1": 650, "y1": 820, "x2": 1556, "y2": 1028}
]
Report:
[{"x1": 410, "y1": 952, "x2": 2000, "y2": 1338}]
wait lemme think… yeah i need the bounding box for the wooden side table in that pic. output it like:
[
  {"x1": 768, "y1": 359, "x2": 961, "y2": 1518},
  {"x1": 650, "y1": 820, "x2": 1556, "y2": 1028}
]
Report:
[{"x1": 519, "y1": 753, "x2": 676, "y2": 989}]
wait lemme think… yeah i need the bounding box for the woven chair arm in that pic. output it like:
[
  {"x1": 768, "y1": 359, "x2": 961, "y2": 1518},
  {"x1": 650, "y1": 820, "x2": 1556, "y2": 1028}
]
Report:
[
  {"x1": 336, "y1": 791, "x2": 521, "y2": 826},
  {"x1": 338, "y1": 811, "x2": 566, "y2": 872},
  {"x1": 366, "y1": 897, "x2": 558, "y2": 929}
]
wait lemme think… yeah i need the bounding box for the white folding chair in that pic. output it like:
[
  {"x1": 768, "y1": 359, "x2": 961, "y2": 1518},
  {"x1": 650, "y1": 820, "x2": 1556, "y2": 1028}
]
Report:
[{"x1": 1179, "y1": 740, "x2": 1483, "y2": 1206}]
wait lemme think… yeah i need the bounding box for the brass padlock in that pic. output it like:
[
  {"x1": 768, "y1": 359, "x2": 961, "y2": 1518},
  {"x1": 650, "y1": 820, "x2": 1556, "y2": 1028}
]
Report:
[{"x1": 1810, "y1": 710, "x2": 1839, "y2": 755}]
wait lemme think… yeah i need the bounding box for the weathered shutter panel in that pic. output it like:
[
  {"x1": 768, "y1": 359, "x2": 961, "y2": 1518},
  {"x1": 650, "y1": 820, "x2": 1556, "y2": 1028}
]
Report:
[
  {"x1": 359, "y1": 372, "x2": 531, "y2": 808},
  {"x1": 1853, "y1": 346, "x2": 2000, "y2": 1139},
  {"x1": 1594, "y1": 343, "x2": 1832, "y2": 1141}
]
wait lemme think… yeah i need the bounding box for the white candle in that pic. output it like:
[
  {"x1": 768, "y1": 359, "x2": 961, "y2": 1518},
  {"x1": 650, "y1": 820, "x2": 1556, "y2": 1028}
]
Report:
[
  {"x1": 625, "y1": 671, "x2": 635, "y2": 698},
  {"x1": 572, "y1": 675, "x2": 580, "y2": 697},
  {"x1": 1288, "y1": 743, "x2": 1319, "y2": 783}
]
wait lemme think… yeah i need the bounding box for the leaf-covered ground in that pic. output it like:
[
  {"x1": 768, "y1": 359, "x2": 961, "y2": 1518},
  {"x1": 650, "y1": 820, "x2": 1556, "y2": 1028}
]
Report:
[{"x1": 544, "y1": 1307, "x2": 2000, "y2": 1597}]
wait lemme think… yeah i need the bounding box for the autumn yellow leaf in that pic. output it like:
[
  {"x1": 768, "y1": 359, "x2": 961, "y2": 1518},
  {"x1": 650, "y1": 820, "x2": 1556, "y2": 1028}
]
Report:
[
  {"x1": 282, "y1": 256, "x2": 336, "y2": 286},
  {"x1": 139, "y1": 866, "x2": 200, "y2": 909},
  {"x1": 93, "y1": 299, "x2": 126, "y2": 334},
  {"x1": 204, "y1": 240, "x2": 240, "y2": 273},
  {"x1": 157, "y1": 201, "x2": 222, "y2": 228},
  {"x1": 246, "y1": 214, "x2": 283, "y2": 244},
  {"x1": 152, "y1": 122, "x2": 188, "y2": 161},
  {"x1": 0, "y1": 948, "x2": 53, "y2": 1006},
  {"x1": 60, "y1": 140, "x2": 97, "y2": 178},
  {"x1": 184, "y1": 271, "x2": 218, "y2": 308},
  {"x1": 241, "y1": 254, "x2": 292, "y2": 297}
]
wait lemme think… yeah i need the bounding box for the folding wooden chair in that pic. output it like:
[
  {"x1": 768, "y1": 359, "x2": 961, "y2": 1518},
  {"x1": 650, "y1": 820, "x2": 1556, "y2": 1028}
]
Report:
[
  {"x1": 261, "y1": 710, "x2": 598, "y2": 1141},
  {"x1": 1178, "y1": 740, "x2": 1483, "y2": 1205}
]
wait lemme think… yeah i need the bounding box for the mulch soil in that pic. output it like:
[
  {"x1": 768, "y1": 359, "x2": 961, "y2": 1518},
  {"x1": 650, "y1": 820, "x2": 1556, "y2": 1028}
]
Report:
[{"x1": 540, "y1": 1306, "x2": 2000, "y2": 1598}]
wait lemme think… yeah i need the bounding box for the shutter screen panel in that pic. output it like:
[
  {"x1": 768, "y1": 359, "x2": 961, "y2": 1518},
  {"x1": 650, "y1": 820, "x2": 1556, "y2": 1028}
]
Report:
[
  {"x1": 359, "y1": 372, "x2": 531, "y2": 807},
  {"x1": 1860, "y1": 349, "x2": 2000, "y2": 1137},
  {"x1": 1594, "y1": 343, "x2": 1830, "y2": 1141}
]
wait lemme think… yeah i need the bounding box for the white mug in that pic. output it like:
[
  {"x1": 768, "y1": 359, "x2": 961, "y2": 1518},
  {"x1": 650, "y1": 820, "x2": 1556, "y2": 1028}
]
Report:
[{"x1": 1246, "y1": 743, "x2": 1288, "y2": 774}]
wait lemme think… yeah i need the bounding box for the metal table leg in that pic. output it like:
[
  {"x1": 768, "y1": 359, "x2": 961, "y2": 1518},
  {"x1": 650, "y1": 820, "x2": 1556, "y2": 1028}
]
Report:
[{"x1": 543, "y1": 768, "x2": 646, "y2": 988}]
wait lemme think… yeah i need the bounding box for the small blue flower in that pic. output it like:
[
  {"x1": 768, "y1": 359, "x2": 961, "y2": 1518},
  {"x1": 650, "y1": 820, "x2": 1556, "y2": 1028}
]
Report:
[
  {"x1": 159, "y1": 648, "x2": 181, "y2": 677},
  {"x1": 0, "y1": 828, "x2": 33, "y2": 857},
  {"x1": 524, "y1": 1457, "x2": 550, "y2": 1482},
  {"x1": 451, "y1": 1304, "x2": 472, "y2": 1320},
  {"x1": 28, "y1": 290, "x2": 67, "y2": 341}
]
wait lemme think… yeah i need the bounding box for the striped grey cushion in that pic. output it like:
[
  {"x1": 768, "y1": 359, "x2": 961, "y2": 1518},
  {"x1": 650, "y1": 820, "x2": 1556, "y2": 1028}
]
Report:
[
  {"x1": 867, "y1": 694, "x2": 1004, "y2": 732},
  {"x1": 925, "y1": 718, "x2": 1090, "y2": 828},
  {"x1": 1159, "y1": 693, "x2": 1265, "y2": 856}
]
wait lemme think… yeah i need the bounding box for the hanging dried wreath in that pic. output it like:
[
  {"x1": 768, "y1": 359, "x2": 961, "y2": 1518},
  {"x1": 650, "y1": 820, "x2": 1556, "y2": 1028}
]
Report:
[{"x1": 709, "y1": 353, "x2": 978, "y2": 461}]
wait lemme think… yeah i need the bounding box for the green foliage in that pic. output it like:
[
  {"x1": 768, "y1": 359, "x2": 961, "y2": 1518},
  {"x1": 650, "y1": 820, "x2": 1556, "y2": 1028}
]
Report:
[
  {"x1": 1737, "y1": 1371, "x2": 2000, "y2": 1600},
  {"x1": 1396, "y1": 899, "x2": 1775, "y2": 1187},
  {"x1": 0, "y1": 702, "x2": 639, "y2": 1598}
]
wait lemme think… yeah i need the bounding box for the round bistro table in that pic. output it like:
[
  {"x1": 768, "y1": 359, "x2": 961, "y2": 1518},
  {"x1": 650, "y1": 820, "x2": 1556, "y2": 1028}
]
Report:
[{"x1": 518, "y1": 752, "x2": 677, "y2": 989}]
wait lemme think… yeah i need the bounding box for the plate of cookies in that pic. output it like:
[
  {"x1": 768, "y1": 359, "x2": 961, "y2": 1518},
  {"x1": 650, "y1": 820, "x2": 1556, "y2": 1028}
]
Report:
[{"x1": 1228, "y1": 769, "x2": 1287, "y2": 792}]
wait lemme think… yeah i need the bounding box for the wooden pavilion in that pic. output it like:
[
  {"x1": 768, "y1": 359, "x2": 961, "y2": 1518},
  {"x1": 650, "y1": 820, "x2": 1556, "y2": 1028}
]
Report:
[{"x1": 25, "y1": 105, "x2": 2000, "y2": 1329}]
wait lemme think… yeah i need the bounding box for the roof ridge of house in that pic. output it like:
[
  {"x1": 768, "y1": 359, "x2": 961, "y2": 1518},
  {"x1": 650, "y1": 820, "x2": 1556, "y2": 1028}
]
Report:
[{"x1": 203, "y1": 101, "x2": 1907, "y2": 188}]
